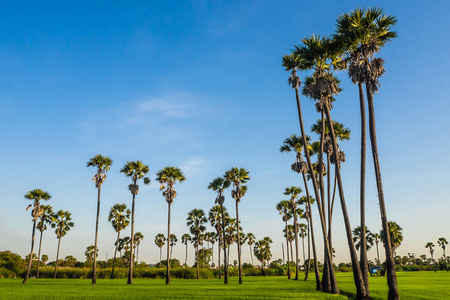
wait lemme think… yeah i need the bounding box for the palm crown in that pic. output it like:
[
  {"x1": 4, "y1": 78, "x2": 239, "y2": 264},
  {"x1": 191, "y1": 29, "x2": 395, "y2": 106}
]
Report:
[
  {"x1": 187, "y1": 209, "x2": 207, "y2": 237},
  {"x1": 120, "y1": 161, "x2": 151, "y2": 195},
  {"x1": 36, "y1": 205, "x2": 53, "y2": 232},
  {"x1": 156, "y1": 166, "x2": 186, "y2": 204},
  {"x1": 51, "y1": 210, "x2": 74, "y2": 238},
  {"x1": 208, "y1": 177, "x2": 231, "y2": 205},
  {"x1": 87, "y1": 154, "x2": 113, "y2": 188},
  {"x1": 224, "y1": 167, "x2": 250, "y2": 201},
  {"x1": 108, "y1": 204, "x2": 131, "y2": 233},
  {"x1": 25, "y1": 189, "x2": 51, "y2": 221}
]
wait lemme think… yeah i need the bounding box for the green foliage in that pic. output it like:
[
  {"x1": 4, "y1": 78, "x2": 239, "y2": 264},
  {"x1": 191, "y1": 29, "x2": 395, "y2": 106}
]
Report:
[{"x1": 0, "y1": 251, "x2": 25, "y2": 275}]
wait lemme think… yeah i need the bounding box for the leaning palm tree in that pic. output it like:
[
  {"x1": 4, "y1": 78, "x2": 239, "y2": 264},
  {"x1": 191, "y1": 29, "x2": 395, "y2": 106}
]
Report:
[
  {"x1": 284, "y1": 186, "x2": 302, "y2": 280},
  {"x1": 23, "y1": 189, "x2": 51, "y2": 284},
  {"x1": 120, "y1": 160, "x2": 150, "y2": 284},
  {"x1": 209, "y1": 204, "x2": 229, "y2": 278},
  {"x1": 208, "y1": 177, "x2": 231, "y2": 284},
  {"x1": 246, "y1": 233, "x2": 256, "y2": 266},
  {"x1": 36, "y1": 204, "x2": 53, "y2": 278},
  {"x1": 181, "y1": 233, "x2": 191, "y2": 266},
  {"x1": 187, "y1": 209, "x2": 207, "y2": 279},
  {"x1": 154, "y1": 233, "x2": 166, "y2": 266},
  {"x1": 224, "y1": 167, "x2": 249, "y2": 285},
  {"x1": 87, "y1": 154, "x2": 112, "y2": 284},
  {"x1": 336, "y1": 8, "x2": 398, "y2": 299},
  {"x1": 276, "y1": 200, "x2": 292, "y2": 279},
  {"x1": 156, "y1": 166, "x2": 185, "y2": 285},
  {"x1": 51, "y1": 210, "x2": 75, "y2": 278},
  {"x1": 108, "y1": 203, "x2": 131, "y2": 278},
  {"x1": 437, "y1": 238, "x2": 449, "y2": 272},
  {"x1": 133, "y1": 232, "x2": 144, "y2": 263}
]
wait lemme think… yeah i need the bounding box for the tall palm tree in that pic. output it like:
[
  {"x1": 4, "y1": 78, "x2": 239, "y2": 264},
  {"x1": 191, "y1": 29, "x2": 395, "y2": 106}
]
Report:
[
  {"x1": 181, "y1": 233, "x2": 191, "y2": 266},
  {"x1": 156, "y1": 166, "x2": 185, "y2": 285},
  {"x1": 120, "y1": 160, "x2": 150, "y2": 284},
  {"x1": 51, "y1": 210, "x2": 74, "y2": 278},
  {"x1": 108, "y1": 203, "x2": 131, "y2": 278},
  {"x1": 224, "y1": 167, "x2": 249, "y2": 285},
  {"x1": 437, "y1": 238, "x2": 448, "y2": 272},
  {"x1": 87, "y1": 154, "x2": 112, "y2": 284},
  {"x1": 36, "y1": 204, "x2": 53, "y2": 278},
  {"x1": 336, "y1": 8, "x2": 398, "y2": 299},
  {"x1": 284, "y1": 186, "x2": 302, "y2": 280},
  {"x1": 294, "y1": 35, "x2": 367, "y2": 297},
  {"x1": 133, "y1": 232, "x2": 144, "y2": 264},
  {"x1": 208, "y1": 177, "x2": 231, "y2": 283},
  {"x1": 209, "y1": 205, "x2": 229, "y2": 277},
  {"x1": 169, "y1": 234, "x2": 177, "y2": 261},
  {"x1": 276, "y1": 200, "x2": 292, "y2": 279},
  {"x1": 23, "y1": 189, "x2": 51, "y2": 284},
  {"x1": 154, "y1": 233, "x2": 166, "y2": 266},
  {"x1": 187, "y1": 209, "x2": 207, "y2": 279},
  {"x1": 246, "y1": 233, "x2": 256, "y2": 266},
  {"x1": 373, "y1": 233, "x2": 381, "y2": 266}
]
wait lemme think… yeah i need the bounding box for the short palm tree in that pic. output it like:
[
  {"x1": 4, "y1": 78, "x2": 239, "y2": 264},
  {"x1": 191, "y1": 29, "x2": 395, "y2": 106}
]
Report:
[
  {"x1": 154, "y1": 233, "x2": 166, "y2": 266},
  {"x1": 187, "y1": 209, "x2": 207, "y2": 279},
  {"x1": 156, "y1": 166, "x2": 185, "y2": 284},
  {"x1": 209, "y1": 205, "x2": 229, "y2": 277},
  {"x1": 87, "y1": 154, "x2": 112, "y2": 284},
  {"x1": 51, "y1": 210, "x2": 74, "y2": 278},
  {"x1": 299, "y1": 223, "x2": 308, "y2": 269},
  {"x1": 120, "y1": 160, "x2": 150, "y2": 284},
  {"x1": 208, "y1": 177, "x2": 231, "y2": 283},
  {"x1": 352, "y1": 226, "x2": 375, "y2": 251},
  {"x1": 425, "y1": 242, "x2": 435, "y2": 272},
  {"x1": 254, "y1": 237, "x2": 273, "y2": 276},
  {"x1": 373, "y1": 233, "x2": 381, "y2": 266},
  {"x1": 85, "y1": 245, "x2": 98, "y2": 263},
  {"x1": 23, "y1": 189, "x2": 51, "y2": 284},
  {"x1": 276, "y1": 200, "x2": 292, "y2": 279},
  {"x1": 437, "y1": 238, "x2": 449, "y2": 272},
  {"x1": 246, "y1": 233, "x2": 256, "y2": 266},
  {"x1": 181, "y1": 233, "x2": 191, "y2": 266},
  {"x1": 133, "y1": 232, "x2": 144, "y2": 264},
  {"x1": 36, "y1": 204, "x2": 53, "y2": 278},
  {"x1": 224, "y1": 167, "x2": 249, "y2": 285},
  {"x1": 108, "y1": 203, "x2": 131, "y2": 278},
  {"x1": 380, "y1": 221, "x2": 403, "y2": 255},
  {"x1": 284, "y1": 186, "x2": 302, "y2": 280},
  {"x1": 336, "y1": 8, "x2": 398, "y2": 299},
  {"x1": 169, "y1": 234, "x2": 177, "y2": 261}
]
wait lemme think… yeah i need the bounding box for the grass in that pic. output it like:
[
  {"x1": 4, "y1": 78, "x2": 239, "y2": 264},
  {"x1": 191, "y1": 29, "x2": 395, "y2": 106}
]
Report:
[{"x1": 0, "y1": 271, "x2": 448, "y2": 299}]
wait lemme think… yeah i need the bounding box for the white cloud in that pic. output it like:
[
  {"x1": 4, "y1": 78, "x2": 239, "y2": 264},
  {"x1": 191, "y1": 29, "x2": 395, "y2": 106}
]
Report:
[{"x1": 180, "y1": 156, "x2": 205, "y2": 178}]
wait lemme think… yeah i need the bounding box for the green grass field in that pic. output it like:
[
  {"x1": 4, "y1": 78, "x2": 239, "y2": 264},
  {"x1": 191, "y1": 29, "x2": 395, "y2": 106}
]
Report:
[{"x1": 1, "y1": 272, "x2": 448, "y2": 299}]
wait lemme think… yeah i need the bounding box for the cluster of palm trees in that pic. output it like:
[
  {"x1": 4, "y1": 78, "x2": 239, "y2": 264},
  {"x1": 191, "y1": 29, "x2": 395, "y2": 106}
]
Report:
[
  {"x1": 281, "y1": 7, "x2": 398, "y2": 299},
  {"x1": 22, "y1": 189, "x2": 74, "y2": 283},
  {"x1": 425, "y1": 238, "x2": 449, "y2": 272}
]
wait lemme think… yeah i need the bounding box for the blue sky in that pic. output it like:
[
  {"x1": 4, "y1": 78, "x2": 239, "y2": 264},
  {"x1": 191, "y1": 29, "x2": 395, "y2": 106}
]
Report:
[{"x1": 1, "y1": 1, "x2": 449, "y2": 265}]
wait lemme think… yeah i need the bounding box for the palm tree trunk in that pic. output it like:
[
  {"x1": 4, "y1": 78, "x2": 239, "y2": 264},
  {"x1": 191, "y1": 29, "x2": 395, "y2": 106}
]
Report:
[
  {"x1": 53, "y1": 237, "x2": 61, "y2": 278},
  {"x1": 185, "y1": 243, "x2": 188, "y2": 266},
  {"x1": 127, "y1": 191, "x2": 136, "y2": 285},
  {"x1": 285, "y1": 221, "x2": 291, "y2": 280},
  {"x1": 376, "y1": 242, "x2": 380, "y2": 266},
  {"x1": 23, "y1": 220, "x2": 37, "y2": 284},
  {"x1": 235, "y1": 200, "x2": 243, "y2": 284},
  {"x1": 159, "y1": 248, "x2": 162, "y2": 267},
  {"x1": 137, "y1": 245, "x2": 140, "y2": 264},
  {"x1": 37, "y1": 229, "x2": 43, "y2": 278},
  {"x1": 294, "y1": 85, "x2": 334, "y2": 293},
  {"x1": 444, "y1": 249, "x2": 448, "y2": 272},
  {"x1": 324, "y1": 107, "x2": 367, "y2": 299},
  {"x1": 166, "y1": 203, "x2": 171, "y2": 284},
  {"x1": 293, "y1": 205, "x2": 300, "y2": 280},
  {"x1": 220, "y1": 204, "x2": 228, "y2": 284},
  {"x1": 302, "y1": 236, "x2": 306, "y2": 269},
  {"x1": 111, "y1": 231, "x2": 120, "y2": 279},
  {"x1": 366, "y1": 86, "x2": 399, "y2": 300},
  {"x1": 218, "y1": 238, "x2": 221, "y2": 278},
  {"x1": 196, "y1": 234, "x2": 200, "y2": 279},
  {"x1": 302, "y1": 173, "x2": 320, "y2": 287},
  {"x1": 93, "y1": 186, "x2": 101, "y2": 284}
]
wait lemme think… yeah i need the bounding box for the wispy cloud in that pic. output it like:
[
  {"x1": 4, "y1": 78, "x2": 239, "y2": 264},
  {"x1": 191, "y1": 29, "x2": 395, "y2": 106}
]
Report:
[{"x1": 180, "y1": 156, "x2": 205, "y2": 178}]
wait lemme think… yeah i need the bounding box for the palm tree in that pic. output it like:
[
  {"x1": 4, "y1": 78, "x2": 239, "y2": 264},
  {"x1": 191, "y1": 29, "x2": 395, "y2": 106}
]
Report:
[
  {"x1": 425, "y1": 242, "x2": 435, "y2": 272},
  {"x1": 23, "y1": 189, "x2": 51, "y2": 284},
  {"x1": 284, "y1": 186, "x2": 302, "y2": 280},
  {"x1": 120, "y1": 160, "x2": 150, "y2": 284},
  {"x1": 87, "y1": 154, "x2": 112, "y2": 284},
  {"x1": 336, "y1": 8, "x2": 398, "y2": 299},
  {"x1": 36, "y1": 204, "x2": 53, "y2": 278},
  {"x1": 353, "y1": 226, "x2": 375, "y2": 251},
  {"x1": 373, "y1": 233, "x2": 381, "y2": 266},
  {"x1": 85, "y1": 245, "x2": 98, "y2": 263},
  {"x1": 246, "y1": 233, "x2": 256, "y2": 266},
  {"x1": 380, "y1": 221, "x2": 403, "y2": 255},
  {"x1": 209, "y1": 205, "x2": 229, "y2": 277},
  {"x1": 108, "y1": 203, "x2": 131, "y2": 278},
  {"x1": 187, "y1": 209, "x2": 207, "y2": 279},
  {"x1": 51, "y1": 210, "x2": 74, "y2": 278},
  {"x1": 437, "y1": 238, "x2": 449, "y2": 272},
  {"x1": 154, "y1": 233, "x2": 166, "y2": 266},
  {"x1": 181, "y1": 233, "x2": 191, "y2": 266},
  {"x1": 276, "y1": 200, "x2": 292, "y2": 279},
  {"x1": 254, "y1": 237, "x2": 272, "y2": 276},
  {"x1": 169, "y1": 234, "x2": 177, "y2": 262},
  {"x1": 299, "y1": 223, "x2": 308, "y2": 269},
  {"x1": 224, "y1": 167, "x2": 249, "y2": 285},
  {"x1": 293, "y1": 34, "x2": 366, "y2": 297},
  {"x1": 156, "y1": 166, "x2": 185, "y2": 285},
  {"x1": 208, "y1": 177, "x2": 231, "y2": 283},
  {"x1": 133, "y1": 232, "x2": 144, "y2": 264}
]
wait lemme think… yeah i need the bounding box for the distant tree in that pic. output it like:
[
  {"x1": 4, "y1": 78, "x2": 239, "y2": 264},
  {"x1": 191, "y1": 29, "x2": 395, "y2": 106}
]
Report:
[
  {"x1": 134, "y1": 232, "x2": 144, "y2": 263},
  {"x1": 51, "y1": 210, "x2": 75, "y2": 278},
  {"x1": 169, "y1": 234, "x2": 177, "y2": 262},
  {"x1": 0, "y1": 251, "x2": 25, "y2": 275},
  {"x1": 276, "y1": 200, "x2": 292, "y2": 279},
  {"x1": 353, "y1": 226, "x2": 375, "y2": 251},
  {"x1": 380, "y1": 221, "x2": 403, "y2": 254},
  {"x1": 254, "y1": 237, "x2": 273, "y2": 276},
  {"x1": 246, "y1": 233, "x2": 256, "y2": 266},
  {"x1": 36, "y1": 204, "x2": 53, "y2": 278},
  {"x1": 154, "y1": 233, "x2": 166, "y2": 266},
  {"x1": 85, "y1": 245, "x2": 98, "y2": 263},
  {"x1": 373, "y1": 233, "x2": 381, "y2": 266},
  {"x1": 87, "y1": 154, "x2": 112, "y2": 284},
  {"x1": 41, "y1": 254, "x2": 48, "y2": 265},
  {"x1": 437, "y1": 238, "x2": 448, "y2": 272},
  {"x1": 108, "y1": 203, "x2": 131, "y2": 278},
  {"x1": 23, "y1": 189, "x2": 51, "y2": 284},
  {"x1": 284, "y1": 186, "x2": 302, "y2": 280},
  {"x1": 181, "y1": 233, "x2": 191, "y2": 266},
  {"x1": 64, "y1": 255, "x2": 77, "y2": 267},
  {"x1": 187, "y1": 209, "x2": 207, "y2": 279}
]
